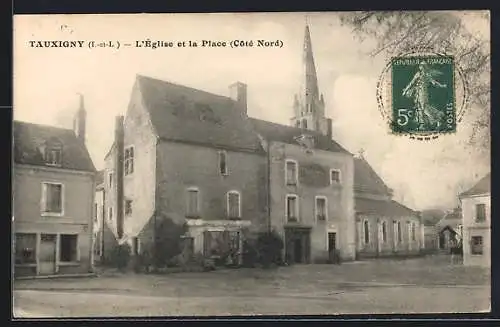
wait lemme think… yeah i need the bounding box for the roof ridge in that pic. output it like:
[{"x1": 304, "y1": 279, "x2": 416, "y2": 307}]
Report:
[
  {"x1": 14, "y1": 120, "x2": 75, "y2": 133},
  {"x1": 390, "y1": 199, "x2": 416, "y2": 213},
  {"x1": 249, "y1": 117, "x2": 321, "y2": 135},
  {"x1": 136, "y1": 74, "x2": 235, "y2": 103}
]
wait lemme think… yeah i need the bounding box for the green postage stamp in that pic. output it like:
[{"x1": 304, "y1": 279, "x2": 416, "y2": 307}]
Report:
[{"x1": 391, "y1": 56, "x2": 455, "y2": 134}]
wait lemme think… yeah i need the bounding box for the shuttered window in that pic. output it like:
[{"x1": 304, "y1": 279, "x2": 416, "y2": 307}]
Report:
[
  {"x1": 41, "y1": 183, "x2": 63, "y2": 215},
  {"x1": 186, "y1": 189, "x2": 200, "y2": 217},
  {"x1": 227, "y1": 191, "x2": 241, "y2": 218}
]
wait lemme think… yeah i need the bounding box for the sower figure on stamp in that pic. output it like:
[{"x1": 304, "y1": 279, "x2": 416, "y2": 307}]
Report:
[{"x1": 402, "y1": 62, "x2": 447, "y2": 130}]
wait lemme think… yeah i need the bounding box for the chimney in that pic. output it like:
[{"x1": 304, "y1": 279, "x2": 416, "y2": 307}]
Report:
[
  {"x1": 229, "y1": 82, "x2": 248, "y2": 115},
  {"x1": 115, "y1": 116, "x2": 125, "y2": 239},
  {"x1": 73, "y1": 93, "x2": 87, "y2": 144},
  {"x1": 326, "y1": 118, "x2": 332, "y2": 139}
]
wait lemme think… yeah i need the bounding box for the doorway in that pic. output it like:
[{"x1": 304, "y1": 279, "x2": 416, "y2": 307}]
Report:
[
  {"x1": 285, "y1": 227, "x2": 311, "y2": 264},
  {"x1": 293, "y1": 239, "x2": 303, "y2": 263},
  {"x1": 39, "y1": 234, "x2": 57, "y2": 275},
  {"x1": 328, "y1": 232, "x2": 337, "y2": 263}
]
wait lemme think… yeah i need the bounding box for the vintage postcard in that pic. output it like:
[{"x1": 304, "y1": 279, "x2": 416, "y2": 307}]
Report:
[{"x1": 12, "y1": 11, "x2": 491, "y2": 318}]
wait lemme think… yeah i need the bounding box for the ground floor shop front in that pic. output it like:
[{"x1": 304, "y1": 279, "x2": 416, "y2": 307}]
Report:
[
  {"x1": 14, "y1": 222, "x2": 93, "y2": 277},
  {"x1": 184, "y1": 218, "x2": 252, "y2": 266}
]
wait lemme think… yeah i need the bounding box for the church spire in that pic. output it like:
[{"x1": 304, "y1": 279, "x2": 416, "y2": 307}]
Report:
[
  {"x1": 291, "y1": 22, "x2": 331, "y2": 137},
  {"x1": 303, "y1": 24, "x2": 319, "y2": 111}
]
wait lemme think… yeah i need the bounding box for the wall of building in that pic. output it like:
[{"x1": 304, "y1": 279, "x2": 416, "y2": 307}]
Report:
[
  {"x1": 356, "y1": 213, "x2": 422, "y2": 258},
  {"x1": 423, "y1": 226, "x2": 439, "y2": 252},
  {"x1": 13, "y1": 165, "x2": 95, "y2": 276},
  {"x1": 462, "y1": 194, "x2": 490, "y2": 266},
  {"x1": 122, "y1": 86, "x2": 158, "y2": 245},
  {"x1": 93, "y1": 188, "x2": 104, "y2": 260},
  {"x1": 268, "y1": 141, "x2": 355, "y2": 262},
  {"x1": 103, "y1": 150, "x2": 118, "y2": 240},
  {"x1": 155, "y1": 141, "x2": 267, "y2": 254}
]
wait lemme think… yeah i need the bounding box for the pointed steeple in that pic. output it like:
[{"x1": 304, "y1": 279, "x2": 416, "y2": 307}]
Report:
[
  {"x1": 303, "y1": 24, "x2": 319, "y2": 110},
  {"x1": 290, "y1": 22, "x2": 330, "y2": 136}
]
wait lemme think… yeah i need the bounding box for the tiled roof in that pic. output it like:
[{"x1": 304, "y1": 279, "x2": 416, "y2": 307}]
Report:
[
  {"x1": 249, "y1": 118, "x2": 350, "y2": 154},
  {"x1": 460, "y1": 173, "x2": 491, "y2": 197},
  {"x1": 354, "y1": 157, "x2": 392, "y2": 195},
  {"x1": 355, "y1": 198, "x2": 417, "y2": 217},
  {"x1": 13, "y1": 121, "x2": 95, "y2": 172},
  {"x1": 136, "y1": 75, "x2": 263, "y2": 153}
]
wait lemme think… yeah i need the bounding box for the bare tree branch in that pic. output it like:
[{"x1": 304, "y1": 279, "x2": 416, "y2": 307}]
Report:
[{"x1": 340, "y1": 11, "x2": 490, "y2": 150}]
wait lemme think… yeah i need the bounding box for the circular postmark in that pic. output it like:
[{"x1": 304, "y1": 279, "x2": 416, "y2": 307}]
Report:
[{"x1": 376, "y1": 49, "x2": 469, "y2": 141}]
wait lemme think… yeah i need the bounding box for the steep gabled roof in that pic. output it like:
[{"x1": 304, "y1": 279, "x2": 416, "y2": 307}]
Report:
[
  {"x1": 355, "y1": 198, "x2": 417, "y2": 217},
  {"x1": 354, "y1": 157, "x2": 392, "y2": 195},
  {"x1": 249, "y1": 118, "x2": 350, "y2": 154},
  {"x1": 13, "y1": 121, "x2": 95, "y2": 172},
  {"x1": 460, "y1": 173, "x2": 491, "y2": 197},
  {"x1": 136, "y1": 75, "x2": 263, "y2": 153}
]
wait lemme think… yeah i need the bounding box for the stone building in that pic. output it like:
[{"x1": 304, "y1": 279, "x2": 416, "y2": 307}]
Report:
[
  {"x1": 353, "y1": 155, "x2": 423, "y2": 258},
  {"x1": 435, "y1": 208, "x2": 463, "y2": 252},
  {"x1": 13, "y1": 96, "x2": 96, "y2": 277},
  {"x1": 248, "y1": 24, "x2": 356, "y2": 263},
  {"x1": 94, "y1": 23, "x2": 423, "y2": 266},
  {"x1": 460, "y1": 173, "x2": 490, "y2": 267},
  {"x1": 100, "y1": 75, "x2": 267, "y2": 265}
]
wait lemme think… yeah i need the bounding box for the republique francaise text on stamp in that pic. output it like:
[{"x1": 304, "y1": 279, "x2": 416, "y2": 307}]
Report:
[{"x1": 391, "y1": 56, "x2": 455, "y2": 135}]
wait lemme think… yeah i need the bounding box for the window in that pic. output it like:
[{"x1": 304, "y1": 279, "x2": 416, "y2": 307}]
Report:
[
  {"x1": 356, "y1": 219, "x2": 363, "y2": 248},
  {"x1": 476, "y1": 204, "x2": 486, "y2": 222},
  {"x1": 41, "y1": 182, "x2": 63, "y2": 215},
  {"x1": 46, "y1": 147, "x2": 62, "y2": 166},
  {"x1": 286, "y1": 195, "x2": 299, "y2": 222},
  {"x1": 108, "y1": 207, "x2": 113, "y2": 221},
  {"x1": 125, "y1": 200, "x2": 133, "y2": 216},
  {"x1": 94, "y1": 203, "x2": 98, "y2": 223},
  {"x1": 363, "y1": 220, "x2": 370, "y2": 244},
  {"x1": 330, "y1": 169, "x2": 341, "y2": 184},
  {"x1": 382, "y1": 221, "x2": 387, "y2": 243},
  {"x1": 411, "y1": 222, "x2": 416, "y2": 241},
  {"x1": 60, "y1": 234, "x2": 78, "y2": 262},
  {"x1": 227, "y1": 191, "x2": 241, "y2": 219},
  {"x1": 15, "y1": 233, "x2": 36, "y2": 264},
  {"x1": 302, "y1": 119, "x2": 308, "y2": 129},
  {"x1": 397, "y1": 221, "x2": 402, "y2": 243},
  {"x1": 132, "y1": 237, "x2": 141, "y2": 255},
  {"x1": 315, "y1": 196, "x2": 327, "y2": 221},
  {"x1": 108, "y1": 172, "x2": 114, "y2": 188},
  {"x1": 471, "y1": 236, "x2": 483, "y2": 255},
  {"x1": 295, "y1": 121, "x2": 300, "y2": 128},
  {"x1": 124, "y1": 146, "x2": 134, "y2": 175},
  {"x1": 186, "y1": 188, "x2": 200, "y2": 217},
  {"x1": 285, "y1": 160, "x2": 298, "y2": 185},
  {"x1": 219, "y1": 151, "x2": 228, "y2": 175}
]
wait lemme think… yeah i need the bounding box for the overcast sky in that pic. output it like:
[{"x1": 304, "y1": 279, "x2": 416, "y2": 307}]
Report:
[{"x1": 13, "y1": 12, "x2": 490, "y2": 210}]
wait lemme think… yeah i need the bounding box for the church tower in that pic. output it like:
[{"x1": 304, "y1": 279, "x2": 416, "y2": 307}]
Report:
[{"x1": 290, "y1": 24, "x2": 332, "y2": 137}]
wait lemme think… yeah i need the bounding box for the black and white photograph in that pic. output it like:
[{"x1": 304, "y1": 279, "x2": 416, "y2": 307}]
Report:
[{"x1": 12, "y1": 11, "x2": 490, "y2": 317}]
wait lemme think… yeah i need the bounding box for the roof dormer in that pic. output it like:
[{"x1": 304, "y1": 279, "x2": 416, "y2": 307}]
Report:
[{"x1": 44, "y1": 137, "x2": 63, "y2": 167}]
